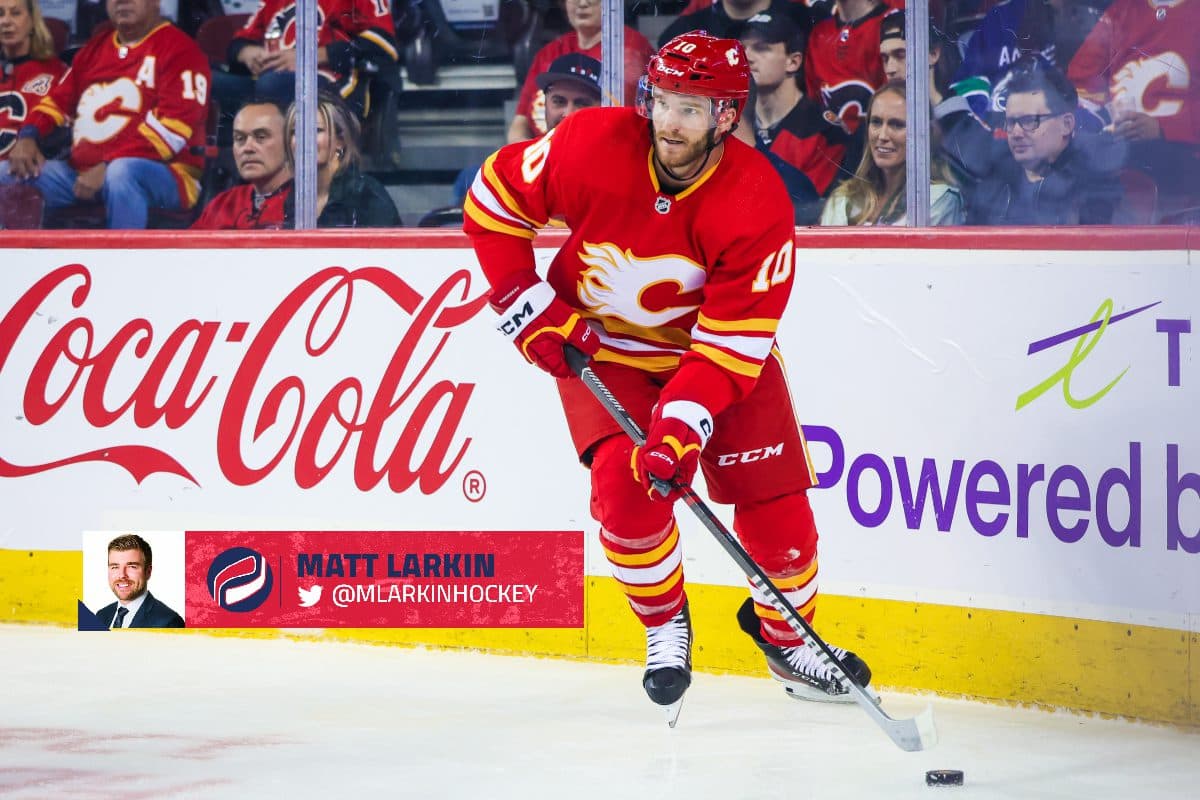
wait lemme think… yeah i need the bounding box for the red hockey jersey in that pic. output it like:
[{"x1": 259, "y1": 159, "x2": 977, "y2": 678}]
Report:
[
  {"x1": 1067, "y1": 0, "x2": 1200, "y2": 145},
  {"x1": 191, "y1": 182, "x2": 292, "y2": 229},
  {"x1": 464, "y1": 107, "x2": 797, "y2": 416},
  {"x1": 1, "y1": 56, "x2": 67, "y2": 159},
  {"x1": 233, "y1": 0, "x2": 398, "y2": 96},
  {"x1": 26, "y1": 23, "x2": 209, "y2": 208},
  {"x1": 805, "y1": 3, "x2": 891, "y2": 133}
]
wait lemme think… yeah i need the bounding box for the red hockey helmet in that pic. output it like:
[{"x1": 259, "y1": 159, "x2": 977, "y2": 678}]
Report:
[{"x1": 639, "y1": 32, "x2": 751, "y2": 127}]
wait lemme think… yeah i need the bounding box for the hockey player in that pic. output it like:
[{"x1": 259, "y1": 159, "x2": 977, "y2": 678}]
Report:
[{"x1": 464, "y1": 31, "x2": 872, "y2": 718}]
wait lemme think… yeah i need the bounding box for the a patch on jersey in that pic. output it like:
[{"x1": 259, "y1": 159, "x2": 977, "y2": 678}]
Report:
[
  {"x1": 655, "y1": 195, "x2": 672, "y2": 214},
  {"x1": 577, "y1": 242, "x2": 705, "y2": 327},
  {"x1": 21, "y1": 74, "x2": 54, "y2": 96}
]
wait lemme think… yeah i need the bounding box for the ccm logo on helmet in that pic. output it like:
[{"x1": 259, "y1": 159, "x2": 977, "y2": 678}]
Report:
[{"x1": 716, "y1": 443, "x2": 783, "y2": 466}]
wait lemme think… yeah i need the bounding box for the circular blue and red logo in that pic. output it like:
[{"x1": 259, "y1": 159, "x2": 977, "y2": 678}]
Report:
[{"x1": 207, "y1": 547, "x2": 274, "y2": 612}]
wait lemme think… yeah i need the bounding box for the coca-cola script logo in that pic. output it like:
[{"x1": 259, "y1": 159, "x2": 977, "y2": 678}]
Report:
[{"x1": 0, "y1": 264, "x2": 490, "y2": 493}]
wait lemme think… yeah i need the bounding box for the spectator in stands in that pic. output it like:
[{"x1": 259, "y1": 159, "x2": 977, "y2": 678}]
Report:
[
  {"x1": 806, "y1": 0, "x2": 891, "y2": 133},
  {"x1": 457, "y1": 53, "x2": 601, "y2": 205},
  {"x1": 0, "y1": 0, "x2": 210, "y2": 228},
  {"x1": 0, "y1": 0, "x2": 67, "y2": 161},
  {"x1": 821, "y1": 81, "x2": 965, "y2": 225},
  {"x1": 215, "y1": 0, "x2": 399, "y2": 122},
  {"x1": 507, "y1": 0, "x2": 653, "y2": 143},
  {"x1": 964, "y1": 61, "x2": 1124, "y2": 224},
  {"x1": 878, "y1": 9, "x2": 958, "y2": 107},
  {"x1": 658, "y1": 0, "x2": 815, "y2": 48},
  {"x1": 191, "y1": 99, "x2": 292, "y2": 229},
  {"x1": 1067, "y1": 0, "x2": 1199, "y2": 209},
  {"x1": 949, "y1": 0, "x2": 1057, "y2": 125},
  {"x1": 284, "y1": 91, "x2": 400, "y2": 227},
  {"x1": 736, "y1": 11, "x2": 847, "y2": 222}
]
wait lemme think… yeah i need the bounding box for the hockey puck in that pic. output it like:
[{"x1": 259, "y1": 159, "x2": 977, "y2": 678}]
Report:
[{"x1": 926, "y1": 770, "x2": 964, "y2": 787}]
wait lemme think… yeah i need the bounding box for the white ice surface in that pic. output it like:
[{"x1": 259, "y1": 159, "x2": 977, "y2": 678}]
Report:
[{"x1": 1, "y1": 624, "x2": 1196, "y2": 799}]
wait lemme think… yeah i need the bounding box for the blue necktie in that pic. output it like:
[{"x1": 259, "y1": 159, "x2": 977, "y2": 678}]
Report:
[{"x1": 113, "y1": 607, "x2": 129, "y2": 629}]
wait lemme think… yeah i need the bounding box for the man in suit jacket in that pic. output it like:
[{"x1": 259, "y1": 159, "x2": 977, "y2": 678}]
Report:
[{"x1": 98, "y1": 534, "x2": 185, "y2": 629}]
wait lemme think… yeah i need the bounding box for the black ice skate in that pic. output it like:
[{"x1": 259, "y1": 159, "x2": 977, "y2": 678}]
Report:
[
  {"x1": 643, "y1": 601, "x2": 692, "y2": 727},
  {"x1": 736, "y1": 597, "x2": 873, "y2": 704}
]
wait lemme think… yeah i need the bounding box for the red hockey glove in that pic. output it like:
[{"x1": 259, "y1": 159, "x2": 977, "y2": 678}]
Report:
[
  {"x1": 633, "y1": 401, "x2": 714, "y2": 502},
  {"x1": 491, "y1": 272, "x2": 598, "y2": 379}
]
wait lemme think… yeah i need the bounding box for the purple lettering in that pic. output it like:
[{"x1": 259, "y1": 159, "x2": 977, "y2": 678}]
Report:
[
  {"x1": 893, "y1": 457, "x2": 965, "y2": 532},
  {"x1": 965, "y1": 460, "x2": 1010, "y2": 537},
  {"x1": 1166, "y1": 444, "x2": 1200, "y2": 553},
  {"x1": 1155, "y1": 319, "x2": 1190, "y2": 387},
  {"x1": 1016, "y1": 463, "x2": 1045, "y2": 539},
  {"x1": 801, "y1": 424, "x2": 843, "y2": 489},
  {"x1": 1096, "y1": 442, "x2": 1141, "y2": 548},
  {"x1": 1046, "y1": 465, "x2": 1091, "y2": 543},
  {"x1": 846, "y1": 453, "x2": 892, "y2": 528}
]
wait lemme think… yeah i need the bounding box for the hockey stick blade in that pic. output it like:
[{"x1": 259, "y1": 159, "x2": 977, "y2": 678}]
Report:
[{"x1": 564, "y1": 346, "x2": 938, "y2": 752}]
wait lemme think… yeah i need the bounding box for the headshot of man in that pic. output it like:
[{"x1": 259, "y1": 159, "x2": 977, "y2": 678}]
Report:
[
  {"x1": 97, "y1": 534, "x2": 185, "y2": 629},
  {"x1": 534, "y1": 53, "x2": 603, "y2": 131}
]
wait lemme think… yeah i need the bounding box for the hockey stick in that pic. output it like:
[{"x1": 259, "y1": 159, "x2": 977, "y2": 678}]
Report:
[{"x1": 563, "y1": 346, "x2": 937, "y2": 752}]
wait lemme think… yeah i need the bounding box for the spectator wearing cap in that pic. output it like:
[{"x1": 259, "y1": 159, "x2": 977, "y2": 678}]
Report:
[
  {"x1": 736, "y1": 11, "x2": 848, "y2": 222},
  {"x1": 458, "y1": 54, "x2": 601, "y2": 205},
  {"x1": 507, "y1": 0, "x2": 652, "y2": 144},
  {"x1": 963, "y1": 61, "x2": 1124, "y2": 225},
  {"x1": 658, "y1": 0, "x2": 815, "y2": 49},
  {"x1": 878, "y1": 10, "x2": 959, "y2": 107}
]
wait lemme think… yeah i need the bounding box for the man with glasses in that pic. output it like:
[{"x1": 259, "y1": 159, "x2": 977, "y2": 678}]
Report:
[
  {"x1": 964, "y1": 61, "x2": 1124, "y2": 224},
  {"x1": 465, "y1": 32, "x2": 872, "y2": 721}
]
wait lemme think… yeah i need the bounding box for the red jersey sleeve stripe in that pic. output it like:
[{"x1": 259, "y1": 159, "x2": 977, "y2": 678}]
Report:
[
  {"x1": 32, "y1": 97, "x2": 66, "y2": 126},
  {"x1": 463, "y1": 194, "x2": 537, "y2": 240},
  {"x1": 691, "y1": 327, "x2": 774, "y2": 363},
  {"x1": 481, "y1": 153, "x2": 543, "y2": 227},
  {"x1": 697, "y1": 311, "x2": 779, "y2": 334},
  {"x1": 691, "y1": 342, "x2": 764, "y2": 379},
  {"x1": 138, "y1": 122, "x2": 174, "y2": 159}
]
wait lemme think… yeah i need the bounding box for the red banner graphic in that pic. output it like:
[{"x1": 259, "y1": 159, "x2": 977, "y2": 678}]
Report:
[{"x1": 185, "y1": 531, "x2": 584, "y2": 627}]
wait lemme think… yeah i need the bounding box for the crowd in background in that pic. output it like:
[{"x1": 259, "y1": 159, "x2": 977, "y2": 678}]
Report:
[{"x1": 0, "y1": 0, "x2": 1196, "y2": 228}]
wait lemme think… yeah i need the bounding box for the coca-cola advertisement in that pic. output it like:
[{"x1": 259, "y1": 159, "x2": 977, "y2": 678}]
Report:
[{"x1": 0, "y1": 249, "x2": 589, "y2": 551}]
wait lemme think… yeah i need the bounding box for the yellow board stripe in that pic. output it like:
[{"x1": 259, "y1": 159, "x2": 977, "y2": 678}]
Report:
[
  {"x1": 692, "y1": 342, "x2": 762, "y2": 378},
  {"x1": 602, "y1": 526, "x2": 679, "y2": 568},
  {"x1": 1, "y1": 548, "x2": 1194, "y2": 726},
  {"x1": 464, "y1": 195, "x2": 536, "y2": 240}
]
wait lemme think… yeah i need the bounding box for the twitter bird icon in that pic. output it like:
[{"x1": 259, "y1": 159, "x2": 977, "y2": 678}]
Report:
[{"x1": 298, "y1": 585, "x2": 323, "y2": 607}]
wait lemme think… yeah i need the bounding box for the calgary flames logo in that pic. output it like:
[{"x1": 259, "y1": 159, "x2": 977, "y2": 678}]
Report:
[{"x1": 576, "y1": 242, "x2": 705, "y2": 327}]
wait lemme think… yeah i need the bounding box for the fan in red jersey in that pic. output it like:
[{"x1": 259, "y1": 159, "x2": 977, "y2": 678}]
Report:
[
  {"x1": 1067, "y1": 0, "x2": 1200, "y2": 210},
  {"x1": 0, "y1": 0, "x2": 67, "y2": 161},
  {"x1": 191, "y1": 99, "x2": 292, "y2": 230},
  {"x1": 805, "y1": 0, "x2": 891, "y2": 133},
  {"x1": 464, "y1": 31, "x2": 873, "y2": 719},
  {"x1": 0, "y1": 0, "x2": 209, "y2": 228}
]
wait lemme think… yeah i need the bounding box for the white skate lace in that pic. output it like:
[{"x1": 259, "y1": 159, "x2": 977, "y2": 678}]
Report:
[
  {"x1": 782, "y1": 643, "x2": 847, "y2": 683},
  {"x1": 646, "y1": 609, "x2": 690, "y2": 670}
]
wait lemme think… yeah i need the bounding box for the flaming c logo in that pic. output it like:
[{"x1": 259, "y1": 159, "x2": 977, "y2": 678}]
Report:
[{"x1": 207, "y1": 547, "x2": 274, "y2": 612}]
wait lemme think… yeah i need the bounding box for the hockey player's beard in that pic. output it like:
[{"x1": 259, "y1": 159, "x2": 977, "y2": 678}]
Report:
[{"x1": 651, "y1": 124, "x2": 718, "y2": 188}]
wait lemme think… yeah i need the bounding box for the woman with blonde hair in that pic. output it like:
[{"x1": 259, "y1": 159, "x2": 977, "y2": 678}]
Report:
[
  {"x1": 285, "y1": 92, "x2": 401, "y2": 227},
  {"x1": 0, "y1": 0, "x2": 66, "y2": 160},
  {"x1": 820, "y1": 81, "x2": 964, "y2": 226}
]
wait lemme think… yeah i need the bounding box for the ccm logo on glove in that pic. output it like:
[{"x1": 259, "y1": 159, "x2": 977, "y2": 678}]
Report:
[
  {"x1": 633, "y1": 401, "x2": 713, "y2": 501},
  {"x1": 491, "y1": 273, "x2": 598, "y2": 378}
]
